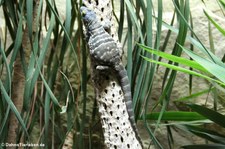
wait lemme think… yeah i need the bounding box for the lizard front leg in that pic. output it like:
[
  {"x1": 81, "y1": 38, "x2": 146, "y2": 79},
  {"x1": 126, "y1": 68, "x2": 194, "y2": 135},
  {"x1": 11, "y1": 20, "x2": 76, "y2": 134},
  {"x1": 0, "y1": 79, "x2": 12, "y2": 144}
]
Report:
[{"x1": 96, "y1": 65, "x2": 110, "y2": 70}]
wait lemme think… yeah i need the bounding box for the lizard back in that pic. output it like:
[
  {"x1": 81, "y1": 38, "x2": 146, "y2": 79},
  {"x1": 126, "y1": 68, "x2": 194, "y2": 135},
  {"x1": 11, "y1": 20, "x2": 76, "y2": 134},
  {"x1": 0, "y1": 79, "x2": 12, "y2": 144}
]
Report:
[{"x1": 88, "y1": 28, "x2": 121, "y2": 66}]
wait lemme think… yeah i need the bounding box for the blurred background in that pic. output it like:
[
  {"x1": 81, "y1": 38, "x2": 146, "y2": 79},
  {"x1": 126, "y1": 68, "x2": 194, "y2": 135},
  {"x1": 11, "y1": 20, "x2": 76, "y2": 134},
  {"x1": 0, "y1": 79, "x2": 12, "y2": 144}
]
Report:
[{"x1": 0, "y1": 0, "x2": 225, "y2": 148}]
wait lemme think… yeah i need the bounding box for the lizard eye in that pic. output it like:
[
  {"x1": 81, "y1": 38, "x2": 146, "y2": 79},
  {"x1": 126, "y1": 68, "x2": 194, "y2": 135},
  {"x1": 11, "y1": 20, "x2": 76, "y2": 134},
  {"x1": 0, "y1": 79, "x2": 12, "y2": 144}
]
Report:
[{"x1": 80, "y1": 6, "x2": 87, "y2": 17}]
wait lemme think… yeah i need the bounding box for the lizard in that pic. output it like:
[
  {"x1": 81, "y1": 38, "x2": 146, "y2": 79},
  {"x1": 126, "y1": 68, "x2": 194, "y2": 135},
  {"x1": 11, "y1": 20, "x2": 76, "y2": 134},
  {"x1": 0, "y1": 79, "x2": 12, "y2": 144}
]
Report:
[{"x1": 80, "y1": 6, "x2": 143, "y2": 148}]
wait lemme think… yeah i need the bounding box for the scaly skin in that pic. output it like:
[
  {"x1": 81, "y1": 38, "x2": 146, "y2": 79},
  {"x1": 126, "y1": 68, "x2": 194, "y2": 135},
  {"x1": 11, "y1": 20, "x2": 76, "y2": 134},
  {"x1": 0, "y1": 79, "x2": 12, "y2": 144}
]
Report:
[{"x1": 80, "y1": 6, "x2": 143, "y2": 148}]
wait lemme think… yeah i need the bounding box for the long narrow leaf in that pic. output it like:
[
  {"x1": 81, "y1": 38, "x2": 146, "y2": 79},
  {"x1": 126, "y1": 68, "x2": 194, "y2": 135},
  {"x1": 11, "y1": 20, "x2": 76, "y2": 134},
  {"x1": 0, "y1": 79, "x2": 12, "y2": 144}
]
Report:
[
  {"x1": 0, "y1": 43, "x2": 11, "y2": 93},
  {"x1": 9, "y1": 13, "x2": 23, "y2": 71},
  {"x1": 124, "y1": 0, "x2": 144, "y2": 43},
  {"x1": 39, "y1": 66, "x2": 61, "y2": 112},
  {"x1": 26, "y1": 0, "x2": 33, "y2": 40},
  {"x1": 188, "y1": 104, "x2": 225, "y2": 128},
  {"x1": 160, "y1": 11, "x2": 225, "y2": 68},
  {"x1": 0, "y1": 80, "x2": 29, "y2": 138},
  {"x1": 46, "y1": 0, "x2": 80, "y2": 73},
  {"x1": 139, "y1": 44, "x2": 208, "y2": 73},
  {"x1": 175, "y1": 88, "x2": 212, "y2": 101},
  {"x1": 142, "y1": 56, "x2": 225, "y2": 86},
  {"x1": 143, "y1": 111, "x2": 206, "y2": 121},
  {"x1": 185, "y1": 125, "x2": 225, "y2": 144},
  {"x1": 204, "y1": 10, "x2": 225, "y2": 36},
  {"x1": 182, "y1": 144, "x2": 225, "y2": 149},
  {"x1": 181, "y1": 46, "x2": 225, "y2": 83}
]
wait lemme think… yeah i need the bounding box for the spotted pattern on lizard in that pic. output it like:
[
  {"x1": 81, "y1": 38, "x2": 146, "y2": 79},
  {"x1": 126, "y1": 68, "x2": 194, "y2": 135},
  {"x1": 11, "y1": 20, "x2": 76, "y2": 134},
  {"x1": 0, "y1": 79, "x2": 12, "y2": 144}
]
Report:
[{"x1": 80, "y1": 6, "x2": 143, "y2": 148}]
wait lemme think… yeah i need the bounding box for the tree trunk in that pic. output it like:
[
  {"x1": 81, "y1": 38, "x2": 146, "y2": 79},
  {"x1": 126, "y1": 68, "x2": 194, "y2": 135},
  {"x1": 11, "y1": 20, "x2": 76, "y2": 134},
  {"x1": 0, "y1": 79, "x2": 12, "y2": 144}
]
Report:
[
  {"x1": 7, "y1": 0, "x2": 40, "y2": 145},
  {"x1": 81, "y1": 0, "x2": 143, "y2": 148},
  {"x1": 7, "y1": 55, "x2": 25, "y2": 144}
]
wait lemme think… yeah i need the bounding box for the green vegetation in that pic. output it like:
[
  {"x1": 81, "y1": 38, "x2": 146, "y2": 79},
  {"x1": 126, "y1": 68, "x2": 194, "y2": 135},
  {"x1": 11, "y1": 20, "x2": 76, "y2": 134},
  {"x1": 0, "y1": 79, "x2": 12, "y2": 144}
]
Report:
[{"x1": 0, "y1": 0, "x2": 225, "y2": 148}]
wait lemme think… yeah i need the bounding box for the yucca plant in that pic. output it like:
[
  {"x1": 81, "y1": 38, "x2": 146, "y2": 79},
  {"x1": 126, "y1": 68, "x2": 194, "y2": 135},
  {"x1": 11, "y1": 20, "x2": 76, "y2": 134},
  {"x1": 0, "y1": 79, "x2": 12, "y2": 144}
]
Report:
[
  {"x1": 0, "y1": 0, "x2": 86, "y2": 148},
  {"x1": 140, "y1": 0, "x2": 225, "y2": 148},
  {"x1": 1, "y1": 0, "x2": 225, "y2": 149}
]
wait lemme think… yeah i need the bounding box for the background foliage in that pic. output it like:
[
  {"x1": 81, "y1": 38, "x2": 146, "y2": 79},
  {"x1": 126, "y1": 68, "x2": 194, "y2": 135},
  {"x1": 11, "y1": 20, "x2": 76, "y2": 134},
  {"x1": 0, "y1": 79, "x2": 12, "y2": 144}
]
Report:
[{"x1": 0, "y1": 0, "x2": 225, "y2": 148}]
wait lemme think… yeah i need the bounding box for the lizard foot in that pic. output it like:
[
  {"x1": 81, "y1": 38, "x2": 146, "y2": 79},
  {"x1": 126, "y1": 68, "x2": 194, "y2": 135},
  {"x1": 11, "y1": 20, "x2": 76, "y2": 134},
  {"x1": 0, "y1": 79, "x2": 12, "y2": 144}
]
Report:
[{"x1": 96, "y1": 65, "x2": 109, "y2": 70}]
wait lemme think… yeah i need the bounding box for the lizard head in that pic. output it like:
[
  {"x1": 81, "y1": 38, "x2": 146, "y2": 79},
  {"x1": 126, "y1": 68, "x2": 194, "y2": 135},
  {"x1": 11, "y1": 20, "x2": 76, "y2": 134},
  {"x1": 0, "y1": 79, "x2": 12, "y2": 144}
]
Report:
[{"x1": 80, "y1": 6, "x2": 97, "y2": 28}]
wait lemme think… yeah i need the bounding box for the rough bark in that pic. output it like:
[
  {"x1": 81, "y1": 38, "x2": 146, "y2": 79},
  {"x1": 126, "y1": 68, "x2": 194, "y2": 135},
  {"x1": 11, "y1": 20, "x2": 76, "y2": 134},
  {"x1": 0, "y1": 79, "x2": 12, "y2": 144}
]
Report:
[
  {"x1": 91, "y1": 65, "x2": 142, "y2": 149},
  {"x1": 7, "y1": 55, "x2": 25, "y2": 144}
]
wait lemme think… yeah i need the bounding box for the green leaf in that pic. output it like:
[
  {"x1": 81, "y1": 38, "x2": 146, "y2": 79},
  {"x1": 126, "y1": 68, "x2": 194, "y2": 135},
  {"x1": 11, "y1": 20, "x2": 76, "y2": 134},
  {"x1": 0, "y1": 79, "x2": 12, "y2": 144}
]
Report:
[
  {"x1": 124, "y1": 0, "x2": 144, "y2": 43},
  {"x1": 184, "y1": 125, "x2": 225, "y2": 144},
  {"x1": 182, "y1": 144, "x2": 225, "y2": 149},
  {"x1": 153, "y1": 0, "x2": 190, "y2": 137},
  {"x1": 139, "y1": 44, "x2": 209, "y2": 73},
  {"x1": 0, "y1": 80, "x2": 29, "y2": 138},
  {"x1": 181, "y1": 46, "x2": 225, "y2": 83},
  {"x1": 0, "y1": 106, "x2": 10, "y2": 137},
  {"x1": 143, "y1": 111, "x2": 206, "y2": 121},
  {"x1": 188, "y1": 104, "x2": 225, "y2": 128},
  {"x1": 46, "y1": 0, "x2": 80, "y2": 73},
  {"x1": 9, "y1": 13, "x2": 23, "y2": 71},
  {"x1": 26, "y1": 0, "x2": 33, "y2": 40},
  {"x1": 204, "y1": 10, "x2": 225, "y2": 36},
  {"x1": 0, "y1": 42, "x2": 11, "y2": 93},
  {"x1": 219, "y1": 0, "x2": 225, "y2": 8},
  {"x1": 0, "y1": 0, "x2": 3, "y2": 5},
  {"x1": 39, "y1": 66, "x2": 62, "y2": 112},
  {"x1": 160, "y1": 12, "x2": 225, "y2": 67},
  {"x1": 141, "y1": 56, "x2": 225, "y2": 86},
  {"x1": 175, "y1": 88, "x2": 212, "y2": 101},
  {"x1": 59, "y1": 0, "x2": 72, "y2": 66},
  {"x1": 118, "y1": 0, "x2": 124, "y2": 41}
]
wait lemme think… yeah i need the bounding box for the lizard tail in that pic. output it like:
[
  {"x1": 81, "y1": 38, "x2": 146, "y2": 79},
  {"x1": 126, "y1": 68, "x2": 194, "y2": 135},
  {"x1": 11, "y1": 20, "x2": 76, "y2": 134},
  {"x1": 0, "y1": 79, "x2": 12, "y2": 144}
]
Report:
[{"x1": 114, "y1": 64, "x2": 143, "y2": 148}]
